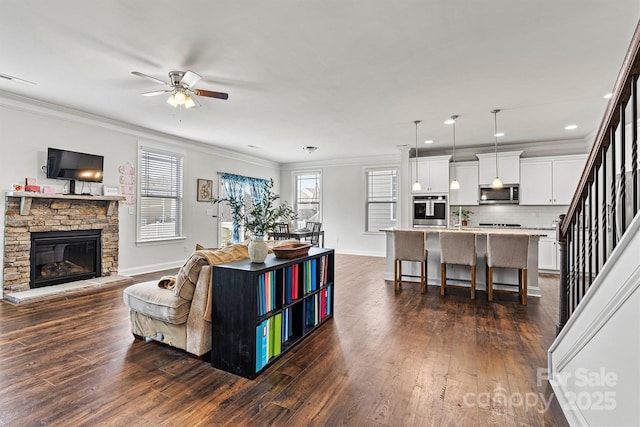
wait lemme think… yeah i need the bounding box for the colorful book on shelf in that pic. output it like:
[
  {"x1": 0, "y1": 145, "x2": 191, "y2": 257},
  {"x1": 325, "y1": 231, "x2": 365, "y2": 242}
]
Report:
[
  {"x1": 322, "y1": 256, "x2": 329, "y2": 286},
  {"x1": 311, "y1": 258, "x2": 317, "y2": 291},
  {"x1": 273, "y1": 313, "x2": 282, "y2": 357},
  {"x1": 256, "y1": 320, "x2": 269, "y2": 371},
  {"x1": 257, "y1": 274, "x2": 264, "y2": 316}
]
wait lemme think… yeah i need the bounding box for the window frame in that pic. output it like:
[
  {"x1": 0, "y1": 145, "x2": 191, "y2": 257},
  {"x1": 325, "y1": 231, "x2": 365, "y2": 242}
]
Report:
[
  {"x1": 365, "y1": 167, "x2": 398, "y2": 233},
  {"x1": 293, "y1": 170, "x2": 322, "y2": 229},
  {"x1": 136, "y1": 144, "x2": 185, "y2": 243}
]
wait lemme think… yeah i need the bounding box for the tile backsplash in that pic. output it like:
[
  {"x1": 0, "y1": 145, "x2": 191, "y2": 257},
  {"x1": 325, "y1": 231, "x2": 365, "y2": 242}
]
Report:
[{"x1": 450, "y1": 204, "x2": 567, "y2": 229}]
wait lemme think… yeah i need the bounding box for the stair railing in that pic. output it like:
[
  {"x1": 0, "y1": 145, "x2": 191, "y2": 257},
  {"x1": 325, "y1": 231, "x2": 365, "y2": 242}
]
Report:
[{"x1": 557, "y1": 21, "x2": 640, "y2": 334}]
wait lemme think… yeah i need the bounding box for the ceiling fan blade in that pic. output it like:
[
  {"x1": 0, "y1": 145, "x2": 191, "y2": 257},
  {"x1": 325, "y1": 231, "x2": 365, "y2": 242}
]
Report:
[
  {"x1": 181, "y1": 70, "x2": 201, "y2": 89},
  {"x1": 131, "y1": 71, "x2": 168, "y2": 86},
  {"x1": 194, "y1": 89, "x2": 229, "y2": 100},
  {"x1": 141, "y1": 90, "x2": 172, "y2": 97}
]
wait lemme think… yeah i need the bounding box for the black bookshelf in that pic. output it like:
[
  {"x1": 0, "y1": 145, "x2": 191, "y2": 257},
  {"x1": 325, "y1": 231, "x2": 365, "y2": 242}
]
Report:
[{"x1": 210, "y1": 247, "x2": 335, "y2": 379}]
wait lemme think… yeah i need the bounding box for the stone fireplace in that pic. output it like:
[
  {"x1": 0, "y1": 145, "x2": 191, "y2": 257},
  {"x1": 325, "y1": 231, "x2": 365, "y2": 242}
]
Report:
[{"x1": 3, "y1": 192, "x2": 122, "y2": 294}]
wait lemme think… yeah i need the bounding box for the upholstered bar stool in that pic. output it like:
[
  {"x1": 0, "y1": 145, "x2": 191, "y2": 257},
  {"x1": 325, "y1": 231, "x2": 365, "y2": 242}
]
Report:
[
  {"x1": 439, "y1": 231, "x2": 477, "y2": 299},
  {"x1": 486, "y1": 233, "x2": 529, "y2": 305},
  {"x1": 393, "y1": 230, "x2": 428, "y2": 293}
]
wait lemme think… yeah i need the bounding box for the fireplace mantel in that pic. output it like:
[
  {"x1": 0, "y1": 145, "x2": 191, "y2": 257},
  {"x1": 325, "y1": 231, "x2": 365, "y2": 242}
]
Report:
[{"x1": 6, "y1": 191, "x2": 124, "y2": 216}]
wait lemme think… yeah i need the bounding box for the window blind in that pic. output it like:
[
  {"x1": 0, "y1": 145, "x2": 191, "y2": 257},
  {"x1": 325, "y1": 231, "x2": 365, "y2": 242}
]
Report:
[
  {"x1": 366, "y1": 169, "x2": 397, "y2": 232},
  {"x1": 138, "y1": 147, "x2": 184, "y2": 242}
]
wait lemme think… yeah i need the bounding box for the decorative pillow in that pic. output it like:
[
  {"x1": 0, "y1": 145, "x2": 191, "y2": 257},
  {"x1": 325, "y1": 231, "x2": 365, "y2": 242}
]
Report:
[{"x1": 172, "y1": 253, "x2": 208, "y2": 301}]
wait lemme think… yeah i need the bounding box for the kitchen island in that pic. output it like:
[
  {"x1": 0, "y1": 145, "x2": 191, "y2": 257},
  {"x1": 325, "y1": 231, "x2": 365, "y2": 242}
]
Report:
[{"x1": 383, "y1": 227, "x2": 546, "y2": 298}]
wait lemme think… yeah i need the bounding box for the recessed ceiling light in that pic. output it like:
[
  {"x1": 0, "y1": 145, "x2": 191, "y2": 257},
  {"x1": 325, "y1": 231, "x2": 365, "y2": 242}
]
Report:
[
  {"x1": 565, "y1": 124, "x2": 578, "y2": 130},
  {"x1": 604, "y1": 93, "x2": 613, "y2": 99},
  {"x1": 248, "y1": 144, "x2": 261, "y2": 149},
  {"x1": 494, "y1": 132, "x2": 505, "y2": 137},
  {"x1": 424, "y1": 140, "x2": 434, "y2": 144}
]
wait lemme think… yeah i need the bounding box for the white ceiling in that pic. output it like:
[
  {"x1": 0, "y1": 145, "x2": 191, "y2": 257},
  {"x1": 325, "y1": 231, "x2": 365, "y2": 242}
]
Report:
[{"x1": 1, "y1": 1, "x2": 639, "y2": 163}]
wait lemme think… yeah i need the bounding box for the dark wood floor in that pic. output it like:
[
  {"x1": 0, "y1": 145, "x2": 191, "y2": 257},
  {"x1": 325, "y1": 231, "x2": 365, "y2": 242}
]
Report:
[{"x1": 0, "y1": 254, "x2": 567, "y2": 426}]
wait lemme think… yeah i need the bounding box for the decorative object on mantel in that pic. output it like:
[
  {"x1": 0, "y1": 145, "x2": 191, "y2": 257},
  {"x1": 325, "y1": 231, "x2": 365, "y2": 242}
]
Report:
[
  {"x1": 210, "y1": 178, "x2": 297, "y2": 263},
  {"x1": 118, "y1": 162, "x2": 136, "y2": 205},
  {"x1": 103, "y1": 186, "x2": 119, "y2": 196},
  {"x1": 197, "y1": 178, "x2": 213, "y2": 202}
]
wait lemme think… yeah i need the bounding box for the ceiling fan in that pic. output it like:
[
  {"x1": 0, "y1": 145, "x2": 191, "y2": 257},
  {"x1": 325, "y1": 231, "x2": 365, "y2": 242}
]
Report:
[{"x1": 132, "y1": 70, "x2": 228, "y2": 109}]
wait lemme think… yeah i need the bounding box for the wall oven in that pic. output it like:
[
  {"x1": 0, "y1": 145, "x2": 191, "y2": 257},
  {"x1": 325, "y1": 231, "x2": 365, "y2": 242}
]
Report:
[{"x1": 413, "y1": 195, "x2": 447, "y2": 227}]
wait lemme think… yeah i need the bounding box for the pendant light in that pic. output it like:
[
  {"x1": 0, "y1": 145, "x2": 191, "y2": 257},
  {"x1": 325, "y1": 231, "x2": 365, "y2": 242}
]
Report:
[
  {"x1": 491, "y1": 109, "x2": 504, "y2": 189},
  {"x1": 412, "y1": 120, "x2": 422, "y2": 192},
  {"x1": 449, "y1": 115, "x2": 460, "y2": 190}
]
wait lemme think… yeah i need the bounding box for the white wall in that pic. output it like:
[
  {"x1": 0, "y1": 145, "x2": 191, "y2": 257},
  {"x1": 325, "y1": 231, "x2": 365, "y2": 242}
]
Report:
[
  {"x1": 281, "y1": 154, "x2": 402, "y2": 257},
  {"x1": 0, "y1": 95, "x2": 280, "y2": 289}
]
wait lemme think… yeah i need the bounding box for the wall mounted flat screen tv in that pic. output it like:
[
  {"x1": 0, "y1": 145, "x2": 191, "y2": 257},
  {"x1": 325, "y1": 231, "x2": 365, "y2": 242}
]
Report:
[{"x1": 46, "y1": 148, "x2": 104, "y2": 183}]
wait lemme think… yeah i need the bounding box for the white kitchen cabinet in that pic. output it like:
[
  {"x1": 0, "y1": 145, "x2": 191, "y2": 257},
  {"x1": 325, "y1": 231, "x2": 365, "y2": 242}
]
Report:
[
  {"x1": 553, "y1": 157, "x2": 586, "y2": 204},
  {"x1": 412, "y1": 155, "x2": 451, "y2": 193},
  {"x1": 538, "y1": 234, "x2": 558, "y2": 271},
  {"x1": 476, "y1": 151, "x2": 522, "y2": 185},
  {"x1": 520, "y1": 155, "x2": 587, "y2": 205},
  {"x1": 449, "y1": 161, "x2": 479, "y2": 205}
]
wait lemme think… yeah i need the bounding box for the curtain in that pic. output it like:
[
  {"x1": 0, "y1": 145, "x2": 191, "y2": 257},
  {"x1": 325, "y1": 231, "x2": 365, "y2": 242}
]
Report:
[{"x1": 220, "y1": 173, "x2": 268, "y2": 242}]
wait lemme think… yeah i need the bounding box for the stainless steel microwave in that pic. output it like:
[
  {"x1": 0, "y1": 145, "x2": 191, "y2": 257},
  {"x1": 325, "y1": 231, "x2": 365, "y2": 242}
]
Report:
[{"x1": 479, "y1": 185, "x2": 519, "y2": 204}]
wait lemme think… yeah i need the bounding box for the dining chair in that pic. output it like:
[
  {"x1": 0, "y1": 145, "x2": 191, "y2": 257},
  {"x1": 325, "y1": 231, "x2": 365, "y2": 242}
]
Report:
[
  {"x1": 273, "y1": 222, "x2": 290, "y2": 240},
  {"x1": 439, "y1": 231, "x2": 476, "y2": 299},
  {"x1": 486, "y1": 233, "x2": 529, "y2": 305},
  {"x1": 393, "y1": 229, "x2": 428, "y2": 293},
  {"x1": 306, "y1": 221, "x2": 322, "y2": 247}
]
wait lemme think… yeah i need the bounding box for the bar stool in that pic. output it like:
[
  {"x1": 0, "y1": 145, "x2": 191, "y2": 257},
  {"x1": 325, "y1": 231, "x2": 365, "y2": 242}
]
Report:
[
  {"x1": 439, "y1": 231, "x2": 477, "y2": 299},
  {"x1": 393, "y1": 230, "x2": 428, "y2": 293},
  {"x1": 486, "y1": 233, "x2": 529, "y2": 305}
]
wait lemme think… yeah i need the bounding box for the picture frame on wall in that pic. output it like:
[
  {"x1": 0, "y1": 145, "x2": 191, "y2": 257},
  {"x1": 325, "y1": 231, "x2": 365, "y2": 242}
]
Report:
[{"x1": 197, "y1": 179, "x2": 213, "y2": 202}]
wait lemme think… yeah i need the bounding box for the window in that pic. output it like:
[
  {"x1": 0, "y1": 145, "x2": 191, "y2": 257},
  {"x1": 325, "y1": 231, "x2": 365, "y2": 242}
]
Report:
[
  {"x1": 294, "y1": 171, "x2": 321, "y2": 229},
  {"x1": 217, "y1": 173, "x2": 269, "y2": 246},
  {"x1": 137, "y1": 146, "x2": 184, "y2": 242},
  {"x1": 366, "y1": 169, "x2": 397, "y2": 232}
]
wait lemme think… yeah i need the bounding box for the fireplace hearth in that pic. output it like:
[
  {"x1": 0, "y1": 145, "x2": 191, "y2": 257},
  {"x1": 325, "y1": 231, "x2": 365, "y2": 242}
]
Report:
[{"x1": 30, "y1": 230, "x2": 102, "y2": 288}]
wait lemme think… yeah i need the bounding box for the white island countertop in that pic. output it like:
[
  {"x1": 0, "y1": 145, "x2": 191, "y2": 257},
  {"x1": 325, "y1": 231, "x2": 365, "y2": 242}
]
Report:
[{"x1": 381, "y1": 227, "x2": 548, "y2": 236}]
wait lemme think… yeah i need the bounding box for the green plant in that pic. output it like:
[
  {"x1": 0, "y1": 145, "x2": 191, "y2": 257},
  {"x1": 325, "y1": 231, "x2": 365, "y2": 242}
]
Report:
[
  {"x1": 211, "y1": 179, "x2": 297, "y2": 236},
  {"x1": 451, "y1": 208, "x2": 473, "y2": 220}
]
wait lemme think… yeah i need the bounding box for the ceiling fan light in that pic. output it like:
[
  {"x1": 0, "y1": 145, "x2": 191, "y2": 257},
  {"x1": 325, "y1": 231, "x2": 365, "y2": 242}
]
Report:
[
  {"x1": 492, "y1": 177, "x2": 504, "y2": 189},
  {"x1": 174, "y1": 90, "x2": 187, "y2": 105},
  {"x1": 166, "y1": 94, "x2": 177, "y2": 107},
  {"x1": 184, "y1": 96, "x2": 196, "y2": 109}
]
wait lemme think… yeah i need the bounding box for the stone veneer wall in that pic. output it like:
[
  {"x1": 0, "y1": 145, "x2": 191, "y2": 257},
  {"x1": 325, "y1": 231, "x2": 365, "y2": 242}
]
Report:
[{"x1": 3, "y1": 197, "x2": 120, "y2": 293}]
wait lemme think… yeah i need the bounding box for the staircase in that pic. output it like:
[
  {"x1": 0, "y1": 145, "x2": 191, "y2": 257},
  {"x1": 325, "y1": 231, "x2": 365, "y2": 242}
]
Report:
[{"x1": 548, "y1": 21, "x2": 640, "y2": 426}]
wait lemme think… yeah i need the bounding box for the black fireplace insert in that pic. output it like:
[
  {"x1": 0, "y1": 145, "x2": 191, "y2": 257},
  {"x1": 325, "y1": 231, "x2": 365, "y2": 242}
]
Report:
[{"x1": 30, "y1": 230, "x2": 102, "y2": 288}]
